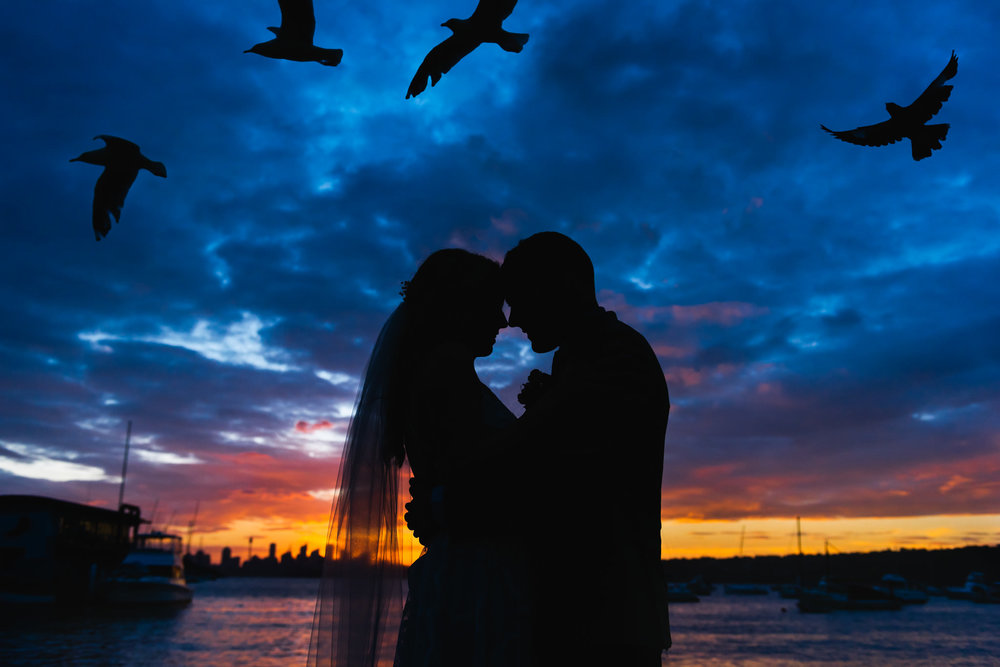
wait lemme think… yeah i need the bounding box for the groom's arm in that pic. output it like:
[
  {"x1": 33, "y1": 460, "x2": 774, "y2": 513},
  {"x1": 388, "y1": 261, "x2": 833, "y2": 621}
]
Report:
[{"x1": 441, "y1": 327, "x2": 669, "y2": 536}]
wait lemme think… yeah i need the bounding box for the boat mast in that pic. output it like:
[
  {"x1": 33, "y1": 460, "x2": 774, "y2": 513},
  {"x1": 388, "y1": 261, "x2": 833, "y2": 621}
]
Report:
[
  {"x1": 824, "y1": 539, "x2": 835, "y2": 581},
  {"x1": 118, "y1": 420, "x2": 132, "y2": 510},
  {"x1": 796, "y1": 516, "x2": 803, "y2": 586},
  {"x1": 187, "y1": 500, "x2": 200, "y2": 555},
  {"x1": 796, "y1": 516, "x2": 802, "y2": 556}
]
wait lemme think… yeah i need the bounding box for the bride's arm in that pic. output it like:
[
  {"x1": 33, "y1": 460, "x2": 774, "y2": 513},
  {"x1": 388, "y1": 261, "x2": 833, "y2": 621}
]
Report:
[{"x1": 404, "y1": 345, "x2": 514, "y2": 491}]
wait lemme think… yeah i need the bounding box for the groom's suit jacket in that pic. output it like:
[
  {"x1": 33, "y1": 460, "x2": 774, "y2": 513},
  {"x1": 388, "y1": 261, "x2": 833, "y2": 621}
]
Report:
[{"x1": 453, "y1": 307, "x2": 671, "y2": 652}]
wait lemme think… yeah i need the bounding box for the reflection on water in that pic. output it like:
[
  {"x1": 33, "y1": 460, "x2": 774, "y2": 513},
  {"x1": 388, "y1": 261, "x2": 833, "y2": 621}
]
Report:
[
  {"x1": 0, "y1": 578, "x2": 318, "y2": 666},
  {"x1": 667, "y1": 593, "x2": 1000, "y2": 666},
  {"x1": 1, "y1": 579, "x2": 998, "y2": 665}
]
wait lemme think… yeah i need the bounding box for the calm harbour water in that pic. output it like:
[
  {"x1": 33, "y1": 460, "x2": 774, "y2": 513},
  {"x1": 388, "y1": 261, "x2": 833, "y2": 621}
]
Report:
[{"x1": 1, "y1": 578, "x2": 998, "y2": 666}]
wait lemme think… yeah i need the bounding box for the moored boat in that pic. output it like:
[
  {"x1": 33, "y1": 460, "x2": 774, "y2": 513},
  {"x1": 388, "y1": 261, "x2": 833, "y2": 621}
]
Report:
[
  {"x1": 685, "y1": 574, "x2": 714, "y2": 596},
  {"x1": 0, "y1": 495, "x2": 142, "y2": 603},
  {"x1": 797, "y1": 577, "x2": 903, "y2": 613},
  {"x1": 104, "y1": 531, "x2": 193, "y2": 605},
  {"x1": 778, "y1": 583, "x2": 802, "y2": 599},
  {"x1": 724, "y1": 583, "x2": 769, "y2": 595},
  {"x1": 667, "y1": 582, "x2": 700, "y2": 602},
  {"x1": 973, "y1": 587, "x2": 1000, "y2": 604},
  {"x1": 874, "y1": 573, "x2": 929, "y2": 604},
  {"x1": 945, "y1": 572, "x2": 987, "y2": 601}
]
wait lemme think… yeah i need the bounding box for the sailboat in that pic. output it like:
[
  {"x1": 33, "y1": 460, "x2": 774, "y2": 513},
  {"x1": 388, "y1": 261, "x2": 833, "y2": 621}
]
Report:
[
  {"x1": 796, "y1": 540, "x2": 902, "y2": 612},
  {"x1": 724, "y1": 526, "x2": 769, "y2": 595},
  {"x1": 797, "y1": 576, "x2": 903, "y2": 612},
  {"x1": 778, "y1": 516, "x2": 804, "y2": 599}
]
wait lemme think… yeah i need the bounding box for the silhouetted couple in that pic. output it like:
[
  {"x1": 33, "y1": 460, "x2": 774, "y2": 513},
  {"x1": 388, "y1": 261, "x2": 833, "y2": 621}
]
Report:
[{"x1": 308, "y1": 232, "x2": 670, "y2": 666}]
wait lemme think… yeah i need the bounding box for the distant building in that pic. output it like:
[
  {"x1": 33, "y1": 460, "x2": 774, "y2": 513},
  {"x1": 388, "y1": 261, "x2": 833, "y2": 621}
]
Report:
[{"x1": 220, "y1": 546, "x2": 240, "y2": 575}]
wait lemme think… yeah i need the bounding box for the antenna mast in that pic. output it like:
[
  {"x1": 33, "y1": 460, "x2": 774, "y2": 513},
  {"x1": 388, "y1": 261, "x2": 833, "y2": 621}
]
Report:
[{"x1": 117, "y1": 420, "x2": 132, "y2": 509}]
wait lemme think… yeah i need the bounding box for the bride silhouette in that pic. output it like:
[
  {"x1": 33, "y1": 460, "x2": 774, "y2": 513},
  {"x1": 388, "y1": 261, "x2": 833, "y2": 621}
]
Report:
[{"x1": 307, "y1": 248, "x2": 530, "y2": 666}]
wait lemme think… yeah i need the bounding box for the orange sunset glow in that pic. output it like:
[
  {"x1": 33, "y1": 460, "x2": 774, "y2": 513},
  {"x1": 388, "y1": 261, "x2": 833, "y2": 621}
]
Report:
[
  {"x1": 160, "y1": 504, "x2": 1000, "y2": 567},
  {"x1": 126, "y1": 458, "x2": 999, "y2": 566}
]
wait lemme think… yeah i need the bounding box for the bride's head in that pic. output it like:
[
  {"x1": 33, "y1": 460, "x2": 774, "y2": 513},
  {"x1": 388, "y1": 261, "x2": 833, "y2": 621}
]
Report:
[{"x1": 402, "y1": 248, "x2": 507, "y2": 358}]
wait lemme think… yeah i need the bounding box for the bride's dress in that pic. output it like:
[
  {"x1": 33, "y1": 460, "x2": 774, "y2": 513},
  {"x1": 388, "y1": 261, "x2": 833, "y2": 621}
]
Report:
[{"x1": 394, "y1": 346, "x2": 530, "y2": 667}]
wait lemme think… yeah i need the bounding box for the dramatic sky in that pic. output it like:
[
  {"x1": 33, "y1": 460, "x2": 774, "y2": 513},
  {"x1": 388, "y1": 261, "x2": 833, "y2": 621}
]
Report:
[{"x1": 2, "y1": 0, "x2": 997, "y2": 561}]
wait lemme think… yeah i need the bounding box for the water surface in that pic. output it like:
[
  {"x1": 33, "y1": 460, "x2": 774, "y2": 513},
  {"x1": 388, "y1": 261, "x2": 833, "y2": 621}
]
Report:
[{"x1": 1, "y1": 579, "x2": 997, "y2": 665}]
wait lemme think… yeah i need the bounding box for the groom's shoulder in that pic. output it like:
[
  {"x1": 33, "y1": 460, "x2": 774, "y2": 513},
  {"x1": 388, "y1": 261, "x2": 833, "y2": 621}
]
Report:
[
  {"x1": 600, "y1": 309, "x2": 656, "y2": 354},
  {"x1": 589, "y1": 310, "x2": 663, "y2": 375},
  {"x1": 587, "y1": 311, "x2": 669, "y2": 401}
]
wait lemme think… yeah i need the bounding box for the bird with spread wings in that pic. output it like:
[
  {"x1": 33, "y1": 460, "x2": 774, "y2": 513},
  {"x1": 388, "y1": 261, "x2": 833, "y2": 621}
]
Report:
[
  {"x1": 70, "y1": 136, "x2": 166, "y2": 242},
  {"x1": 822, "y1": 51, "x2": 958, "y2": 161},
  {"x1": 245, "y1": 0, "x2": 343, "y2": 67},
  {"x1": 406, "y1": 0, "x2": 528, "y2": 99}
]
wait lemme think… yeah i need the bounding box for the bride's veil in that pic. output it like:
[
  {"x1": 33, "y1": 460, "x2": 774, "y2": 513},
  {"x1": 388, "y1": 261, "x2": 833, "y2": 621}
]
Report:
[{"x1": 308, "y1": 304, "x2": 409, "y2": 667}]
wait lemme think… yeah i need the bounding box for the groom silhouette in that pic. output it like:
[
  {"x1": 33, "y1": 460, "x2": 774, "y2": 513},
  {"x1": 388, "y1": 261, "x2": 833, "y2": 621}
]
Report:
[{"x1": 410, "y1": 231, "x2": 670, "y2": 666}]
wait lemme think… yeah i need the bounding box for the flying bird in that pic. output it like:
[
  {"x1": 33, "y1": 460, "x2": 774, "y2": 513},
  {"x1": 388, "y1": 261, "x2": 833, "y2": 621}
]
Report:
[
  {"x1": 822, "y1": 51, "x2": 958, "y2": 161},
  {"x1": 406, "y1": 0, "x2": 529, "y2": 99},
  {"x1": 245, "y1": 0, "x2": 343, "y2": 66},
  {"x1": 70, "y1": 135, "x2": 166, "y2": 241}
]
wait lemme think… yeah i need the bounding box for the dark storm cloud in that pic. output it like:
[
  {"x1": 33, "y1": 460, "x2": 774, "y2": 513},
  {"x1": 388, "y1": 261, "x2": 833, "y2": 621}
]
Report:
[{"x1": 1, "y1": 0, "x2": 998, "y2": 531}]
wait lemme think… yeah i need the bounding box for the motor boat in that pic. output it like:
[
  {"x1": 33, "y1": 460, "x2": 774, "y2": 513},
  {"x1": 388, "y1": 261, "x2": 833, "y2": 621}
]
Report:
[{"x1": 104, "y1": 531, "x2": 193, "y2": 604}]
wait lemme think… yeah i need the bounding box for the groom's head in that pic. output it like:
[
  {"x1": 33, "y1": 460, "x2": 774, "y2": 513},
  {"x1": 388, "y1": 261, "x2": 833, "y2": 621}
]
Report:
[{"x1": 502, "y1": 231, "x2": 598, "y2": 353}]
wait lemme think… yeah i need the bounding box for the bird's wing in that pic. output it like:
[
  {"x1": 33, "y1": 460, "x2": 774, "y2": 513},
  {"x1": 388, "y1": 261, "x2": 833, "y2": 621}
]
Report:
[
  {"x1": 92, "y1": 198, "x2": 112, "y2": 240},
  {"x1": 821, "y1": 120, "x2": 904, "y2": 147},
  {"x1": 406, "y1": 35, "x2": 478, "y2": 98},
  {"x1": 471, "y1": 0, "x2": 519, "y2": 22},
  {"x1": 278, "y1": 0, "x2": 316, "y2": 43},
  {"x1": 907, "y1": 51, "x2": 958, "y2": 124},
  {"x1": 94, "y1": 166, "x2": 139, "y2": 219},
  {"x1": 95, "y1": 135, "x2": 140, "y2": 152}
]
